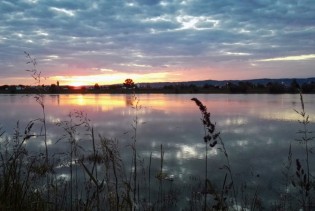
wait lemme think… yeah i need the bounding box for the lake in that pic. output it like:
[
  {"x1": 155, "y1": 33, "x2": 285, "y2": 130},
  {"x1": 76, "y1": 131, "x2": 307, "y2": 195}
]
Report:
[{"x1": 1, "y1": 93, "x2": 314, "y2": 210}]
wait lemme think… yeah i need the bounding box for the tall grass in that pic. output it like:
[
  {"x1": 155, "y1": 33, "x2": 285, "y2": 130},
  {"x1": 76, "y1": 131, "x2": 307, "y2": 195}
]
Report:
[
  {"x1": 0, "y1": 92, "x2": 314, "y2": 210},
  {"x1": 291, "y1": 92, "x2": 314, "y2": 210},
  {"x1": 131, "y1": 95, "x2": 140, "y2": 210},
  {"x1": 192, "y1": 97, "x2": 237, "y2": 210},
  {"x1": 0, "y1": 54, "x2": 314, "y2": 210}
]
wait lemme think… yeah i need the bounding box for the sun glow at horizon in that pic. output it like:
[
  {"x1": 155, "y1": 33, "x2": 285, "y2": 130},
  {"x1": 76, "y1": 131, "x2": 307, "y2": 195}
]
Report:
[
  {"x1": 0, "y1": 67, "x2": 226, "y2": 86},
  {"x1": 68, "y1": 81, "x2": 86, "y2": 87},
  {"x1": 50, "y1": 71, "x2": 185, "y2": 86}
]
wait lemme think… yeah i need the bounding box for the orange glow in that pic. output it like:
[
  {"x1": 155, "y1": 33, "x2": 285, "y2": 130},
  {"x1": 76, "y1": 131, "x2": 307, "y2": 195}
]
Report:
[
  {"x1": 0, "y1": 66, "x2": 228, "y2": 86},
  {"x1": 50, "y1": 94, "x2": 315, "y2": 123},
  {"x1": 50, "y1": 71, "x2": 186, "y2": 86},
  {"x1": 59, "y1": 95, "x2": 127, "y2": 111},
  {"x1": 56, "y1": 94, "x2": 224, "y2": 113},
  {"x1": 57, "y1": 94, "x2": 177, "y2": 112},
  {"x1": 68, "y1": 81, "x2": 86, "y2": 87},
  {"x1": 60, "y1": 95, "x2": 125, "y2": 105}
]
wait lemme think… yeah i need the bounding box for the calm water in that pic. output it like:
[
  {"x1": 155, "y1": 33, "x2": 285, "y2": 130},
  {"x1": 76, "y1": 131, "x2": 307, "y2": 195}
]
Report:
[{"x1": 1, "y1": 93, "x2": 315, "y2": 207}]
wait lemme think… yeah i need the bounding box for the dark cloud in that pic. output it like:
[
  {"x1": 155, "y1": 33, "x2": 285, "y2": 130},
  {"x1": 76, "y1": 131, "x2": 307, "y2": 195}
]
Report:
[{"x1": 0, "y1": 0, "x2": 314, "y2": 84}]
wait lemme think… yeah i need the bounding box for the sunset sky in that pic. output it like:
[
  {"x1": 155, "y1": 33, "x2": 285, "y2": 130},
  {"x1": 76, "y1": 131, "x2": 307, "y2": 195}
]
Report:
[{"x1": 0, "y1": 0, "x2": 314, "y2": 86}]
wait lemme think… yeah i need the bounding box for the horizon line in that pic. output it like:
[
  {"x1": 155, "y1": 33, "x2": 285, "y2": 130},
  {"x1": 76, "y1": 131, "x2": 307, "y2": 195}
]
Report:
[{"x1": 1, "y1": 76, "x2": 315, "y2": 87}]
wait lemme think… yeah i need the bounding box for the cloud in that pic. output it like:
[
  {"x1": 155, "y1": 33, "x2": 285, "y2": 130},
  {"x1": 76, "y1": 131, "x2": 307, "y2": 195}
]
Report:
[
  {"x1": 256, "y1": 54, "x2": 315, "y2": 62},
  {"x1": 0, "y1": 0, "x2": 314, "y2": 84},
  {"x1": 50, "y1": 7, "x2": 76, "y2": 17}
]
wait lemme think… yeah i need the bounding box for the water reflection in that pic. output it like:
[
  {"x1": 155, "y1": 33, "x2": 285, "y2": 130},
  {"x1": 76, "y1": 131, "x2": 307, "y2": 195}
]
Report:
[
  {"x1": 0, "y1": 94, "x2": 314, "y2": 208},
  {"x1": 49, "y1": 94, "x2": 60, "y2": 105},
  {"x1": 58, "y1": 94, "x2": 126, "y2": 111},
  {"x1": 125, "y1": 94, "x2": 135, "y2": 106}
]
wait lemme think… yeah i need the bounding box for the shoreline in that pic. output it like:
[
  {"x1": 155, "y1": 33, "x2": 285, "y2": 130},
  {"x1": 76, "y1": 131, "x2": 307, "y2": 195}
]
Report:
[{"x1": 0, "y1": 88, "x2": 314, "y2": 95}]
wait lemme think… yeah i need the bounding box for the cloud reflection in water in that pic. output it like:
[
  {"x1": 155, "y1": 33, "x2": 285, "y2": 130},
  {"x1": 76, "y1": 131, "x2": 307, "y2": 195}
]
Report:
[{"x1": 0, "y1": 93, "x2": 315, "y2": 207}]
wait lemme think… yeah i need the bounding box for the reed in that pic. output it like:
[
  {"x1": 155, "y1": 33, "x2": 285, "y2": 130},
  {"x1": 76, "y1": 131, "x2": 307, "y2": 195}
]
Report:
[
  {"x1": 277, "y1": 143, "x2": 293, "y2": 210},
  {"x1": 1, "y1": 54, "x2": 315, "y2": 210},
  {"x1": 0, "y1": 94, "x2": 313, "y2": 210},
  {"x1": 291, "y1": 91, "x2": 314, "y2": 210},
  {"x1": 131, "y1": 95, "x2": 140, "y2": 210},
  {"x1": 24, "y1": 51, "x2": 55, "y2": 209},
  {"x1": 192, "y1": 97, "x2": 236, "y2": 210}
]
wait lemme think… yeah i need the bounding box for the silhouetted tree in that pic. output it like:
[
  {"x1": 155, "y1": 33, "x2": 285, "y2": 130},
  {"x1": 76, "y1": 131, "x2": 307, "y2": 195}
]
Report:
[
  {"x1": 245, "y1": 81, "x2": 254, "y2": 89},
  {"x1": 268, "y1": 82, "x2": 286, "y2": 93},
  {"x1": 9, "y1": 85, "x2": 16, "y2": 93},
  {"x1": 289, "y1": 79, "x2": 300, "y2": 93},
  {"x1": 228, "y1": 82, "x2": 248, "y2": 93},
  {"x1": 109, "y1": 84, "x2": 122, "y2": 90},
  {"x1": 123, "y1": 78, "x2": 135, "y2": 89},
  {"x1": 203, "y1": 83, "x2": 210, "y2": 89},
  {"x1": 301, "y1": 82, "x2": 315, "y2": 93},
  {"x1": 49, "y1": 84, "x2": 57, "y2": 93},
  {"x1": 189, "y1": 84, "x2": 199, "y2": 93},
  {"x1": 163, "y1": 85, "x2": 174, "y2": 90},
  {"x1": 80, "y1": 86, "x2": 86, "y2": 92},
  {"x1": 0, "y1": 85, "x2": 9, "y2": 90},
  {"x1": 94, "y1": 83, "x2": 100, "y2": 90},
  {"x1": 203, "y1": 83, "x2": 217, "y2": 89},
  {"x1": 256, "y1": 83, "x2": 265, "y2": 89}
]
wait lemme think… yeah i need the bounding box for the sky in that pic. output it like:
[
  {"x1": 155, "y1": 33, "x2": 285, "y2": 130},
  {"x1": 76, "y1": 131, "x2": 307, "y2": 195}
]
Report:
[{"x1": 0, "y1": 0, "x2": 315, "y2": 86}]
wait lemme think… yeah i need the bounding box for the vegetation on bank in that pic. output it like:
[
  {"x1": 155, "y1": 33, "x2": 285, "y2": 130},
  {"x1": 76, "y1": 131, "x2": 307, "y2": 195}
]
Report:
[
  {"x1": 1, "y1": 78, "x2": 315, "y2": 94},
  {"x1": 0, "y1": 54, "x2": 314, "y2": 210},
  {"x1": 0, "y1": 91, "x2": 314, "y2": 210}
]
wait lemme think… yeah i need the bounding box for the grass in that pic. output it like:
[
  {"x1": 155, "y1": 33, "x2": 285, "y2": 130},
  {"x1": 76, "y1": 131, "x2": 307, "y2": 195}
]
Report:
[
  {"x1": 292, "y1": 92, "x2": 314, "y2": 210},
  {"x1": 0, "y1": 55, "x2": 314, "y2": 210},
  {"x1": 0, "y1": 93, "x2": 313, "y2": 210}
]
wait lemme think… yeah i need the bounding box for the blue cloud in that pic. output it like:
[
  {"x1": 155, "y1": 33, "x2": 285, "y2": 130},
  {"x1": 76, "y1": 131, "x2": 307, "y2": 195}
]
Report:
[{"x1": 0, "y1": 0, "x2": 314, "y2": 83}]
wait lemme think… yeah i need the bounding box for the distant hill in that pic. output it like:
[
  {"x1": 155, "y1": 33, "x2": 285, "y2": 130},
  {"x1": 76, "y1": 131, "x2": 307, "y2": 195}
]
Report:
[{"x1": 139, "y1": 77, "x2": 315, "y2": 88}]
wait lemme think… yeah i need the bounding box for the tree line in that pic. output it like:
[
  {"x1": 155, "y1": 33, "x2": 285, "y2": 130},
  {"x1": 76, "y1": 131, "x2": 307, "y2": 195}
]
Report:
[{"x1": 1, "y1": 78, "x2": 315, "y2": 94}]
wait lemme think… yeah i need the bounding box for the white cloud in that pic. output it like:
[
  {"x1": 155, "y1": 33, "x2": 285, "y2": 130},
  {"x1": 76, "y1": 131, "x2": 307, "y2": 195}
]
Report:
[
  {"x1": 0, "y1": 0, "x2": 315, "y2": 82},
  {"x1": 100, "y1": 68, "x2": 114, "y2": 72},
  {"x1": 120, "y1": 63, "x2": 152, "y2": 68},
  {"x1": 175, "y1": 15, "x2": 219, "y2": 30},
  {"x1": 50, "y1": 7, "x2": 76, "y2": 17},
  {"x1": 257, "y1": 54, "x2": 315, "y2": 62},
  {"x1": 223, "y1": 51, "x2": 251, "y2": 56}
]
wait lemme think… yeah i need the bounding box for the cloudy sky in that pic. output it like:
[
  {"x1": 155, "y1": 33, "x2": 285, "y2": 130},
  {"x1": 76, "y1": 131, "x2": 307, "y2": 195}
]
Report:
[{"x1": 1, "y1": 0, "x2": 314, "y2": 85}]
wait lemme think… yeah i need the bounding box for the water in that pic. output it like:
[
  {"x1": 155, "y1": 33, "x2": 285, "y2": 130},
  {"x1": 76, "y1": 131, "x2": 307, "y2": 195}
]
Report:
[{"x1": 1, "y1": 93, "x2": 314, "y2": 209}]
